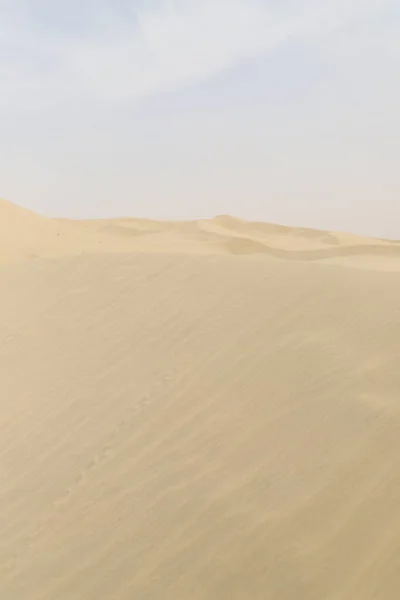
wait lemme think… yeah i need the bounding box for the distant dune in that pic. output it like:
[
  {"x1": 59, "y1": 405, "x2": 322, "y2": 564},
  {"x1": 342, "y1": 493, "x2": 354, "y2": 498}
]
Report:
[
  {"x1": 1, "y1": 199, "x2": 400, "y2": 599},
  {"x1": 1, "y1": 199, "x2": 400, "y2": 269}
]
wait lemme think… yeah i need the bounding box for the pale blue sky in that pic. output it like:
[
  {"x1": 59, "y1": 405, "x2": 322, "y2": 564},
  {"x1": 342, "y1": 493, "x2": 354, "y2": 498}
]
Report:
[{"x1": 1, "y1": 0, "x2": 399, "y2": 237}]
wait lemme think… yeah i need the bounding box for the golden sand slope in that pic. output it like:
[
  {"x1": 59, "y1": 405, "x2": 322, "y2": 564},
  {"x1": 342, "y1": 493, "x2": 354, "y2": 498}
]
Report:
[{"x1": 1, "y1": 200, "x2": 400, "y2": 599}]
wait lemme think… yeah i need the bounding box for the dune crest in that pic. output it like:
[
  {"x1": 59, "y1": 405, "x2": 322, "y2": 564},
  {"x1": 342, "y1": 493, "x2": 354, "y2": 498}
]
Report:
[
  {"x1": 1, "y1": 200, "x2": 399, "y2": 270},
  {"x1": 1, "y1": 200, "x2": 400, "y2": 599}
]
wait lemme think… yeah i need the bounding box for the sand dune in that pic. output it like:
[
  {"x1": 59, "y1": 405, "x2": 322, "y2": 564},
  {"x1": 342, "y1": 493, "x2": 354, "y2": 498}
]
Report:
[
  {"x1": 2, "y1": 198, "x2": 400, "y2": 267},
  {"x1": 1, "y1": 200, "x2": 400, "y2": 599}
]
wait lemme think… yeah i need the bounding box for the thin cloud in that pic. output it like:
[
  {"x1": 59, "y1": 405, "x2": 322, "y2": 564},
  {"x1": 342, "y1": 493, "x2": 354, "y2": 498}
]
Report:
[{"x1": 0, "y1": 0, "x2": 398, "y2": 109}]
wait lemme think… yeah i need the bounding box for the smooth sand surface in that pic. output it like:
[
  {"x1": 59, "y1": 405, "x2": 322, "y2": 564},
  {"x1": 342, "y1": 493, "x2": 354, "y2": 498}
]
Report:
[{"x1": 1, "y1": 199, "x2": 400, "y2": 599}]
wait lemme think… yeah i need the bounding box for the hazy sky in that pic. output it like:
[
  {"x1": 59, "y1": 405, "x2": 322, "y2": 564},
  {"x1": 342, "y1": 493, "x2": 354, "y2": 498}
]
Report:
[{"x1": 1, "y1": 0, "x2": 399, "y2": 237}]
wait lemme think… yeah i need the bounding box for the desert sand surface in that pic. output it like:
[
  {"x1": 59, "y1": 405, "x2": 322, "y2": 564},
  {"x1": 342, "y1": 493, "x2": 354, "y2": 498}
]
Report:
[{"x1": 1, "y1": 198, "x2": 400, "y2": 599}]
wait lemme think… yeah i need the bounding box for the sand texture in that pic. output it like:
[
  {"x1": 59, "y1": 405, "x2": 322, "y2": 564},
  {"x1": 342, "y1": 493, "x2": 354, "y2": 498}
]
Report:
[{"x1": 1, "y1": 199, "x2": 400, "y2": 599}]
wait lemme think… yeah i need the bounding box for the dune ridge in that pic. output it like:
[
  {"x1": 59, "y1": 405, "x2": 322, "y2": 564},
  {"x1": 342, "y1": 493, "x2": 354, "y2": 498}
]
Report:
[
  {"x1": 1, "y1": 199, "x2": 399, "y2": 270},
  {"x1": 1, "y1": 200, "x2": 400, "y2": 599}
]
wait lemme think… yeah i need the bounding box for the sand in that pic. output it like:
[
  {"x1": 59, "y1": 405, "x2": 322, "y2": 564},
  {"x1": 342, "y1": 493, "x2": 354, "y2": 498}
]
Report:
[{"x1": 1, "y1": 198, "x2": 400, "y2": 599}]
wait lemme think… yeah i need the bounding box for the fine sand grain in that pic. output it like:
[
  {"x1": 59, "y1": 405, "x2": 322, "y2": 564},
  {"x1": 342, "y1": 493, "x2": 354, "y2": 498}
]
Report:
[{"x1": 1, "y1": 199, "x2": 400, "y2": 599}]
